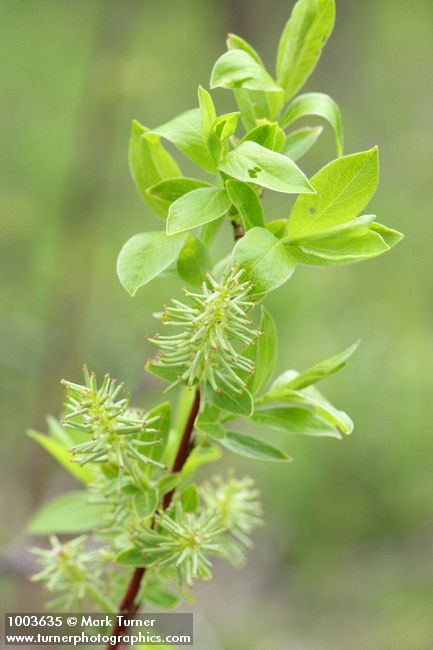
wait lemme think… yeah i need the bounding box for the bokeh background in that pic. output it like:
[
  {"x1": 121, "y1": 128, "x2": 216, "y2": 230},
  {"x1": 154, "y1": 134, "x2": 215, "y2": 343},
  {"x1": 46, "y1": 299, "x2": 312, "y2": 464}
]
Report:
[{"x1": 1, "y1": 1, "x2": 432, "y2": 648}]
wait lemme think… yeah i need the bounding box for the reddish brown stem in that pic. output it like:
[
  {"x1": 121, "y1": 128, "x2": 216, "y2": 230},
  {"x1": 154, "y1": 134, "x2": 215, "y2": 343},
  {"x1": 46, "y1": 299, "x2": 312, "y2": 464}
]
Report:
[{"x1": 107, "y1": 389, "x2": 201, "y2": 649}]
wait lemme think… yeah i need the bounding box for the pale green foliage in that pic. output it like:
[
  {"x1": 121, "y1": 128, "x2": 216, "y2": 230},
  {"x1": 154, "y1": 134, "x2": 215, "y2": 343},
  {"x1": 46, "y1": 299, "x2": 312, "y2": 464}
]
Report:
[
  {"x1": 276, "y1": 0, "x2": 336, "y2": 100},
  {"x1": 281, "y1": 92, "x2": 343, "y2": 156},
  {"x1": 29, "y1": 0, "x2": 403, "y2": 619}
]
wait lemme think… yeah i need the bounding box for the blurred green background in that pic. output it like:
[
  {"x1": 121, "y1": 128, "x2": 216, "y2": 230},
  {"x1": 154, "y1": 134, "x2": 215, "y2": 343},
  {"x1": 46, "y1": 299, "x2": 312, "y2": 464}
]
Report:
[{"x1": 1, "y1": 1, "x2": 432, "y2": 648}]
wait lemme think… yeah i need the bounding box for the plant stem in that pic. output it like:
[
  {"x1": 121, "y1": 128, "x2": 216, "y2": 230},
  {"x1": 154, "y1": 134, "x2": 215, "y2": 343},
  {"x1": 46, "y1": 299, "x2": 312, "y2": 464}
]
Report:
[{"x1": 106, "y1": 388, "x2": 201, "y2": 650}]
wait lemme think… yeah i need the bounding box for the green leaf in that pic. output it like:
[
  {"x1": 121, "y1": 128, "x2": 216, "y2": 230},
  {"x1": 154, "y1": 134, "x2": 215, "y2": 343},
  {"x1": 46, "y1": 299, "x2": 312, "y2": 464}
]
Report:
[
  {"x1": 181, "y1": 445, "x2": 222, "y2": 479},
  {"x1": 145, "y1": 357, "x2": 178, "y2": 385},
  {"x1": 219, "y1": 141, "x2": 314, "y2": 194},
  {"x1": 157, "y1": 473, "x2": 181, "y2": 496},
  {"x1": 265, "y1": 219, "x2": 287, "y2": 238},
  {"x1": 232, "y1": 227, "x2": 295, "y2": 295},
  {"x1": 227, "y1": 33, "x2": 263, "y2": 64},
  {"x1": 45, "y1": 415, "x2": 72, "y2": 446},
  {"x1": 288, "y1": 147, "x2": 379, "y2": 239},
  {"x1": 198, "y1": 85, "x2": 222, "y2": 163},
  {"x1": 289, "y1": 226, "x2": 391, "y2": 266},
  {"x1": 273, "y1": 341, "x2": 359, "y2": 390},
  {"x1": 206, "y1": 383, "x2": 253, "y2": 417},
  {"x1": 129, "y1": 121, "x2": 181, "y2": 218},
  {"x1": 145, "y1": 586, "x2": 179, "y2": 609},
  {"x1": 247, "y1": 307, "x2": 277, "y2": 395},
  {"x1": 276, "y1": 0, "x2": 335, "y2": 101},
  {"x1": 370, "y1": 222, "x2": 404, "y2": 248},
  {"x1": 196, "y1": 404, "x2": 225, "y2": 440},
  {"x1": 200, "y1": 216, "x2": 224, "y2": 247},
  {"x1": 166, "y1": 188, "x2": 231, "y2": 236},
  {"x1": 210, "y1": 49, "x2": 282, "y2": 93},
  {"x1": 134, "y1": 488, "x2": 159, "y2": 519},
  {"x1": 252, "y1": 406, "x2": 341, "y2": 438},
  {"x1": 213, "y1": 111, "x2": 240, "y2": 141},
  {"x1": 116, "y1": 548, "x2": 146, "y2": 567},
  {"x1": 226, "y1": 35, "x2": 284, "y2": 121},
  {"x1": 152, "y1": 109, "x2": 216, "y2": 172},
  {"x1": 225, "y1": 179, "x2": 264, "y2": 231},
  {"x1": 282, "y1": 126, "x2": 323, "y2": 161},
  {"x1": 259, "y1": 384, "x2": 353, "y2": 435},
  {"x1": 232, "y1": 89, "x2": 257, "y2": 131},
  {"x1": 27, "y1": 430, "x2": 93, "y2": 484},
  {"x1": 219, "y1": 431, "x2": 291, "y2": 462},
  {"x1": 28, "y1": 491, "x2": 107, "y2": 535},
  {"x1": 241, "y1": 122, "x2": 286, "y2": 152},
  {"x1": 145, "y1": 401, "x2": 171, "y2": 463},
  {"x1": 146, "y1": 177, "x2": 211, "y2": 215},
  {"x1": 117, "y1": 231, "x2": 185, "y2": 296},
  {"x1": 282, "y1": 93, "x2": 343, "y2": 156},
  {"x1": 297, "y1": 385, "x2": 354, "y2": 434},
  {"x1": 181, "y1": 484, "x2": 199, "y2": 513},
  {"x1": 177, "y1": 234, "x2": 212, "y2": 287}
]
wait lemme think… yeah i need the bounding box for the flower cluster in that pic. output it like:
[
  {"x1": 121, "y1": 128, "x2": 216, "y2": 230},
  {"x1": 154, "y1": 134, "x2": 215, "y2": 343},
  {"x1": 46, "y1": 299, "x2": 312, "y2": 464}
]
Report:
[
  {"x1": 31, "y1": 536, "x2": 115, "y2": 611},
  {"x1": 201, "y1": 473, "x2": 263, "y2": 547},
  {"x1": 61, "y1": 366, "x2": 164, "y2": 481},
  {"x1": 131, "y1": 473, "x2": 263, "y2": 586},
  {"x1": 147, "y1": 267, "x2": 261, "y2": 393}
]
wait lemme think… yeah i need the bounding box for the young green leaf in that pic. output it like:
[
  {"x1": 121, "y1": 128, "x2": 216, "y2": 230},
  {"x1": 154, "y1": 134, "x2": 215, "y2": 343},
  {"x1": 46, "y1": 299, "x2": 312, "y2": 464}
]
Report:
[
  {"x1": 232, "y1": 89, "x2": 257, "y2": 131},
  {"x1": 152, "y1": 109, "x2": 216, "y2": 172},
  {"x1": 213, "y1": 111, "x2": 240, "y2": 141},
  {"x1": 219, "y1": 141, "x2": 315, "y2": 194},
  {"x1": 27, "y1": 430, "x2": 93, "y2": 484},
  {"x1": 144, "y1": 586, "x2": 179, "y2": 609},
  {"x1": 226, "y1": 34, "x2": 284, "y2": 121},
  {"x1": 282, "y1": 126, "x2": 323, "y2": 161},
  {"x1": 198, "y1": 85, "x2": 222, "y2": 163},
  {"x1": 211, "y1": 49, "x2": 282, "y2": 93},
  {"x1": 252, "y1": 406, "x2": 342, "y2": 438},
  {"x1": 370, "y1": 222, "x2": 404, "y2": 248},
  {"x1": 196, "y1": 404, "x2": 225, "y2": 440},
  {"x1": 281, "y1": 92, "x2": 343, "y2": 156},
  {"x1": 258, "y1": 383, "x2": 353, "y2": 434},
  {"x1": 147, "y1": 177, "x2": 211, "y2": 214},
  {"x1": 289, "y1": 226, "x2": 391, "y2": 265},
  {"x1": 129, "y1": 120, "x2": 181, "y2": 219},
  {"x1": 28, "y1": 491, "x2": 107, "y2": 535},
  {"x1": 219, "y1": 431, "x2": 291, "y2": 462},
  {"x1": 177, "y1": 234, "x2": 212, "y2": 287},
  {"x1": 200, "y1": 215, "x2": 224, "y2": 246},
  {"x1": 180, "y1": 445, "x2": 222, "y2": 480},
  {"x1": 288, "y1": 147, "x2": 379, "y2": 238},
  {"x1": 265, "y1": 219, "x2": 287, "y2": 238},
  {"x1": 157, "y1": 473, "x2": 182, "y2": 496},
  {"x1": 117, "y1": 231, "x2": 185, "y2": 295},
  {"x1": 276, "y1": 0, "x2": 335, "y2": 101},
  {"x1": 116, "y1": 548, "x2": 147, "y2": 567},
  {"x1": 166, "y1": 188, "x2": 231, "y2": 235},
  {"x1": 241, "y1": 122, "x2": 286, "y2": 152},
  {"x1": 227, "y1": 32, "x2": 263, "y2": 65},
  {"x1": 145, "y1": 401, "x2": 171, "y2": 463},
  {"x1": 206, "y1": 383, "x2": 254, "y2": 417},
  {"x1": 247, "y1": 307, "x2": 277, "y2": 395},
  {"x1": 272, "y1": 341, "x2": 359, "y2": 390},
  {"x1": 181, "y1": 484, "x2": 199, "y2": 513},
  {"x1": 225, "y1": 179, "x2": 265, "y2": 231},
  {"x1": 134, "y1": 488, "x2": 159, "y2": 519},
  {"x1": 46, "y1": 415, "x2": 72, "y2": 446},
  {"x1": 232, "y1": 227, "x2": 295, "y2": 295}
]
